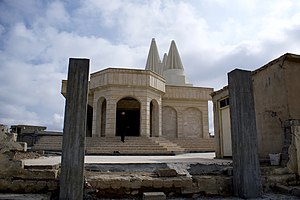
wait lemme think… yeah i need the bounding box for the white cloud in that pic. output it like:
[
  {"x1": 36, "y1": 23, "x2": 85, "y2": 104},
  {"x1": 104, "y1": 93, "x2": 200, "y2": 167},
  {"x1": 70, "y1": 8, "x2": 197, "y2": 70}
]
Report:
[
  {"x1": 0, "y1": 0, "x2": 300, "y2": 131},
  {"x1": 45, "y1": 1, "x2": 70, "y2": 26}
]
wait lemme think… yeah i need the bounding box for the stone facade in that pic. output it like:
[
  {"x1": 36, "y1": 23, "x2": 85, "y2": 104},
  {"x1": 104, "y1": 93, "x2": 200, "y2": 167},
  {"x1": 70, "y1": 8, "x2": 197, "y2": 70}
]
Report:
[
  {"x1": 61, "y1": 39, "x2": 212, "y2": 141},
  {"x1": 89, "y1": 68, "x2": 165, "y2": 138},
  {"x1": 211, "y1": 53, "x2": 300, "y2": 159}
]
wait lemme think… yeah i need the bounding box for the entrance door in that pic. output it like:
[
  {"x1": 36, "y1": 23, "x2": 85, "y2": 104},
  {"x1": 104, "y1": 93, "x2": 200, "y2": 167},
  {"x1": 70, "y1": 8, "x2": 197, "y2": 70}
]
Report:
[
  {"x1": 116, "y1": 110, "x2": 140, "y2": 136},
  {"x1": 221, "y1": 107, "x2": 232, "y2": 156},
  {"x1": 116, "y1": 97, "x2": 140, "y2": 136}
]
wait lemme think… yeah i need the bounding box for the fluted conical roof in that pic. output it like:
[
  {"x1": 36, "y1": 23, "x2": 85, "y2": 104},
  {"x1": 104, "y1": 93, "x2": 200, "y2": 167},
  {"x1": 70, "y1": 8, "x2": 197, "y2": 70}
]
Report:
[
  {"x1": 162, "y1": 53, "x2": 168, "y2": 71},
  {"x1": 145, "y1": 38, "x2": 161, "y2": 74},
  {"x1": 165, "y1": 40, "x2": 184, "y2": 70}
]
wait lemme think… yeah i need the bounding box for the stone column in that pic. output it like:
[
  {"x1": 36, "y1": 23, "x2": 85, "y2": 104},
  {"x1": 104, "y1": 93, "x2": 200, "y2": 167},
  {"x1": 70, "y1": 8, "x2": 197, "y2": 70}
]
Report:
[
  {"x1": 158, "y1": 100, "x2": 162, "y2": 137},
  {"x1": 228, "y1": 69, "x2": 262, "y2": 198},
  {"x1": 105, "y1": 98, "x2": 117, "y2": 137},
  {"x1": 59, "y1": 58, "x2": 89, "y2": 200},
  {"x1": 140, "y1": 100, "x2": 150, "y2": 137},
  {"x1": 92, "y1": 96, "x2": 98, "y2": 137}
]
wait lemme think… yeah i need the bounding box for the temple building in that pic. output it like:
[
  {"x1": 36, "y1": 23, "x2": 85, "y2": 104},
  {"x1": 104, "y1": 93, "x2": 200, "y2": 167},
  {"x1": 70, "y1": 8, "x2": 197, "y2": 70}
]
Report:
[{"x1": 62, "y1": 39, "x2": 212, "y2": 141}]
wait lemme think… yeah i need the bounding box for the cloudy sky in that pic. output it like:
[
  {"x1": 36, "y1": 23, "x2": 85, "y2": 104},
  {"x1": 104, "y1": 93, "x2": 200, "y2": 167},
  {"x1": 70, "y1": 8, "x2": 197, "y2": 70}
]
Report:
[{"x1": 1, "y1": 0, "x2": 300, "y2": 131}]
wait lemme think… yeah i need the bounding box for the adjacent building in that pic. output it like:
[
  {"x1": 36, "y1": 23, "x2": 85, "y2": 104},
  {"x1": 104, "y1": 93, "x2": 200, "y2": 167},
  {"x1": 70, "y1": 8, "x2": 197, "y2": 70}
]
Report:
[{"x1": 211, "y1": 53, "x2": 300, "y2": 159}]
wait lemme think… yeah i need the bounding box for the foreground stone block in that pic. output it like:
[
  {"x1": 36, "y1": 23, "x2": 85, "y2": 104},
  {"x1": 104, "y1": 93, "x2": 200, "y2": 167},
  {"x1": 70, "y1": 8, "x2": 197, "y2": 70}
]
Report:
[
  {"x1": 156, "y1": 168, "x2": 177, "y2": 177},
  {"x1": 0, "y1": 178, "x2": 58, "y2": 193},
  {"x1": 0, "y1": 193, "x2": 50, "y2": 200},
  {"x1": 18, "y1": 142, "x2": 27, "y2": 152},
  {"x1": 193, "y1": 175, "x2": 232, "y2": 196},
  {"x1": 143, "y1": 192, "x2": 166, "y2": 200},
  {"x1": 24, "y1": 164, "x2": 59, "y2": 170},
  {"x1": 263, "y1": 174, "x2": 296, "y2": 186}
]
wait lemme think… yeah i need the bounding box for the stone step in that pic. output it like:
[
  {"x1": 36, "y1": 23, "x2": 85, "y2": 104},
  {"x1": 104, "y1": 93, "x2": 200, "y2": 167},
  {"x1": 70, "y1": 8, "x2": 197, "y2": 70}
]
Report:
[
  {"x1": 149, "y1": 137, "x2": 186, "y2": 153},
  {"x1": 32, "y1": 136, "x2": 174, "y2": 154},
  {"x1": 86, "y1": 146, "x2": 166, "y2": 150},
  {"x1": 32, "y1": 136, "x2": 216, "y2": 154},
  {"x1": 86, "y1": 150, "x2": 173, "y2": 155},
  {"x1": 170, "y1": 138, "x2": 215, "y2": 152}
]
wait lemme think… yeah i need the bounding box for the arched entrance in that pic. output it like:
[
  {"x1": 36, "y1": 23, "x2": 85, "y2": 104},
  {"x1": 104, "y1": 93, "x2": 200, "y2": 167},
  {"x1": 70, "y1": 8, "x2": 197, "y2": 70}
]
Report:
[{"x1": 116, "y1": 97, "x2": 140, "y2": 136}]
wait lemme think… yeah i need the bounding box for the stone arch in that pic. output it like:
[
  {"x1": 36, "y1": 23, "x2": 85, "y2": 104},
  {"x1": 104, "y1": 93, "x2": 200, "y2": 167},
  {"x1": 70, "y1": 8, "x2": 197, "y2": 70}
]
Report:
[
  {"x1": 183, "y1": 107, "x2": 203, "y2": 138},
  {"x1": 96, "y1": 97, "x2": 106, "y2": 137},
  {"x1": 116, "y1": 97, "x2": 141, "y2": 136},
  {"x1": 150, "y1": 99, "x2": 159, "y2": 137},
  {"x1": 162, "y1": 106, "x2": 177, "y2": 138}
]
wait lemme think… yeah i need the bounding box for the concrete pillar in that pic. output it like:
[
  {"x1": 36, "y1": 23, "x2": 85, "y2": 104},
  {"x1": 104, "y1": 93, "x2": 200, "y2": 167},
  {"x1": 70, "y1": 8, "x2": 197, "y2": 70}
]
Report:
[
  {"x1": 158, "y1": 100, "x2": 162, "y2": 137},
  {"x1": 59, "y1": 58, "x2": 89, "y2": 200},
  {"x1": 105, "y1": 98, "x2": 117, "y2": 137},
  {"x1": 140, "y1": 100, "x2": 150, "y2": 137},
  {"x1": 92, "y1": 95, "x2": 99, "y2": 137},
  {"x1": 228, "y1": 69, "x2": 262, "y2": 198}
]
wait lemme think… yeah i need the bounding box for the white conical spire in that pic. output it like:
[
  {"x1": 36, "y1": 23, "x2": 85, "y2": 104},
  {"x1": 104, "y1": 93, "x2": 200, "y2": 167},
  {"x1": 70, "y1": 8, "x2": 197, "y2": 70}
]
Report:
[
  {"x1": 165, "y1": 40, "x2": 184, "y2": 70},
  {"x1": 162, "y1": 40, "x2": 192, "y2": 86},
  {"x1": 145, "y1": 38, "x2": 161, "y2": 74},
  {"x1": 162, "y1": 53, "x2": 168, "y2": 71}
]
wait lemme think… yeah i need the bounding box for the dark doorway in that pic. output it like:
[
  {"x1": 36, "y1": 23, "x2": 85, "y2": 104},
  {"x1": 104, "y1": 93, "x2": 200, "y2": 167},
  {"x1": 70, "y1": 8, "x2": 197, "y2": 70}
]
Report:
[
  {"x1": 86, "y1": 105, "x2": 93, "y2": 137},
  {"x1": 116, "y1": 97, "x2": 140, "y2": 136}
]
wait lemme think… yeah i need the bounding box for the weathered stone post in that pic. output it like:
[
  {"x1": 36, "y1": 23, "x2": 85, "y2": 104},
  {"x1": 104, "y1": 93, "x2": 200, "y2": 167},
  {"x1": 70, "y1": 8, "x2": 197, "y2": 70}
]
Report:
[
  {"x1": 228, "y1": 69, "x2": 262, "y2": 198},
  {"x1": 59, "y1": 58, "x2": 89, "y2": 200}
]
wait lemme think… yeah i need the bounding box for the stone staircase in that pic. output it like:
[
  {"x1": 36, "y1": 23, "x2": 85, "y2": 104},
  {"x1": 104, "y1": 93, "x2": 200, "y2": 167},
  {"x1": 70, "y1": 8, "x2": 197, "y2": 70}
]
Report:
[
  {"x1": 169, "y1": 137, "x2": 215, "y2": 152},
  {"x1": 85, "y1": 137, "x2": 172, "y2": 155},
  {"x1": 149, "y1": 137, "x2": 185, "y2": 154},
  {"x1": 32, "y1": 136, "x2": 215, "y2": 155},
  {"x1": 32, "y1": 136, "x2": 174, "y2": 155}
]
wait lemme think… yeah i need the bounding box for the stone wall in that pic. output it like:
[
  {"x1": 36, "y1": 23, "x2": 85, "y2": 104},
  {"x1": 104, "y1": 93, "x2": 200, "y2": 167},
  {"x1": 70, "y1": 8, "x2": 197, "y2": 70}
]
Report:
[
  {"x1": 90, "y1": 68, "x2": 165, "y2": 93},
  {"x1": 287, "y1": 120, "x2": 300, "y2": 176},
  {"x1": 0, "y1": 125, "x2": 59, "y2": 194},
  {"x1": 252, "y1": 60, "x2": 290, "y2": 158},
  {"x1": 163, "y1": 86, "x2": 212, "y2": 139}
]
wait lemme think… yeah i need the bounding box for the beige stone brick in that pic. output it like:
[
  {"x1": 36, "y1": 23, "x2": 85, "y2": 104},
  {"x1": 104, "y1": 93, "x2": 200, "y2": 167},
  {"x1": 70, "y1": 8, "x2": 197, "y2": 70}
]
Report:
[
  {"x1": 152, "y1": 178, "x2": 163, "y2": 188},
  {"x1": 129, "y1": 177, "x2": 142, "y2": 189},
  {"x1": 162, "y1": 178, "x2": 173, "y2": 188},
  {"x1": 141, "y1": 178, "x2": 153, "y2": 187},
  {"x1": 172, "y1": 178, "x2": 182, "y2": 187}
]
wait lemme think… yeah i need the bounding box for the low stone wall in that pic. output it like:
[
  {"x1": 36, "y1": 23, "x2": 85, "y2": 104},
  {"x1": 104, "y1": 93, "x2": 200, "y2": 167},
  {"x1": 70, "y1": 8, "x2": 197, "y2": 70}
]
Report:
[
  {"x1": 0, "y1": 125, "x2": 59, "y2": 196},
  {"x1": 1, "y1": 123, "x2": 298, "y2": 198},
  {"x1": 83, "y1": 164, "x2": 298, "y2": 199},
  {"x1": 0, "y1": 178, "x2": 58, "y2": 194},
  {"x1": 86, "y1": 173, "x2": 232, "y2": 198}
]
